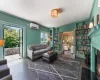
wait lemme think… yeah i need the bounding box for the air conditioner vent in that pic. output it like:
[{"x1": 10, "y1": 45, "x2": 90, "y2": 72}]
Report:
[{"x1": 30, "y1": 23, "x2": 39, "y2": 29}]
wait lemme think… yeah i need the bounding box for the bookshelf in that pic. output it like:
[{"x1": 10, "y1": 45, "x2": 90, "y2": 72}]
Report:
[
  {"x1": 76, "y1": 24, "x2": 91, "y2": 57},
  {"x1": 53, "y1": 28, "x2": 60, "y2": 51},
  {"x1": 49, "y1": 28, "x2": 54, "y2": 47},
  {"x1": 49, "y1": 28, "x2": 60, "y2": 51}
]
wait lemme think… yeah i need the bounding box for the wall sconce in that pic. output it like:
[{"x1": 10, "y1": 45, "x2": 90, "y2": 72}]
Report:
[
  {"x1": 51, "y1": 8, "x2": 62, "y2": 18},
  {"x1": 89, "y1": 22, "x2": 93, "y2": 28},
  {"x1": 0, "y1": 40, "x2": 4, "y2": 47}
]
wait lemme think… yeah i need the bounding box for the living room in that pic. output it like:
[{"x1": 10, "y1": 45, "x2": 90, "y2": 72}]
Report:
[{"x1": 0, "y1": 0, "x2": 100, "y2": 80}]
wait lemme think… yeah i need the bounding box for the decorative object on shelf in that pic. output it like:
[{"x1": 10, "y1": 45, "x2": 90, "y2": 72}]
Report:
[
  {"x1": 47, "y1": 37, "x2": 51, "y2": 46},
  {"x1": 51, "y1": 8, "x2": 62, "y2": 18},
  {"x1": 0, "y1": 40, "x2": 4, "y2": 47},
  {"x1": 48, "y1": 37, "x2": 51, "y2": 41}
]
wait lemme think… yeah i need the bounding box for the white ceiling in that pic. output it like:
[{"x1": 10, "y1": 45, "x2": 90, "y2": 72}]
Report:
[{"x1": 0, "y1": 0, "x2": 93, "y2": 27}]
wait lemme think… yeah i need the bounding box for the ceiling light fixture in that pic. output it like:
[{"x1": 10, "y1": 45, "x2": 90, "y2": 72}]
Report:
[{"x1": 51, "y1": 8, "x2": 62, "y2": 18}]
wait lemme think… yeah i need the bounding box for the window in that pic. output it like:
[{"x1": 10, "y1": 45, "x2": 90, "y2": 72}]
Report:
[{"x1": 40, "y1": 32, "x2": 48, "y2": 44}]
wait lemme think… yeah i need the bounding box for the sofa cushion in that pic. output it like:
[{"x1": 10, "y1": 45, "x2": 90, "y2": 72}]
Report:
[
  {"x1": 28, "y1": 45, "x2": 35, "y2": 51},
  {"x1": 0, "y1": 65, "x2": 9, "y2": 72},
  {"x1": 0, "y1": 60, "x2": 7, "y2": 66},
  {"x1": 42, "y1": 45, "x2": 48, "y2": 49},
  {"x1": 41, "y1": 49, "x2": 48, "y2": 53},
  {"x1": 33, "y1": 49, "x2": 48, "y2": 55},
  {"x1": 46, "y1": 46, "x2": 51, "y2": 50},
  {"x1": 42, "y1": 48, "x2": 49, "y2": 52},
  {"x1": 34, "y1": 46, "x2": 41, "y2": 50},
  {"x1": 34, "y1": 44, "x2": 48, "y2": 50}
]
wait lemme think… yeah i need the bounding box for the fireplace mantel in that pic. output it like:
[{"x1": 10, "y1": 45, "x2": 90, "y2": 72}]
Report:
[
  {"x1": 88, "y1": 24, "x2": 100, "y2": 79},
  {"x1": 88, "y1": 24, "x2": 100, "y2": 50}
]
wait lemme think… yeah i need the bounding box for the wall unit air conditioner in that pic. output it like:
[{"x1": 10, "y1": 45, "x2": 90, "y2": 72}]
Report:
[{"x1": 30, "y1": 23, "x2": 39, "y2": 29}]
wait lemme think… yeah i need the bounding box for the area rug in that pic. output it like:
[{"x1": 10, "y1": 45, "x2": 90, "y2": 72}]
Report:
[{"x1": 28, "y1": 57, "x2": 80, "y2": 80}]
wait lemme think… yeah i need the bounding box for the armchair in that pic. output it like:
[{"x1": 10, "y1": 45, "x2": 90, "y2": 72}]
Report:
[
  {"x1": 0, "y1": 75, "x2": 12, "y2": 80},
  {"x1": 0, "y1": 60, "x2": 7, "y2": 65},
  {"x1": 0, "y1": 59, "x2": 10, "y2": 79}
]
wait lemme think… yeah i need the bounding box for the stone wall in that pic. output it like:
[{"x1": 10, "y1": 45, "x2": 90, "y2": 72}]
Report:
[{"x1": 4, "y1": 47, "x2": 19, "y2": 56}]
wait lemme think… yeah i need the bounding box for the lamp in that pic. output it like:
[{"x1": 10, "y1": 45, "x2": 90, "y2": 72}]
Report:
[
  {"x1": 0, "y1": 40, "x2": 4, "y2": 47},
  {"x1": 48, "y1": 37, "x2": 51, "y2": 41},
  {"x1": 89, "y1": 22, "x2": 93, "y2": 28}
]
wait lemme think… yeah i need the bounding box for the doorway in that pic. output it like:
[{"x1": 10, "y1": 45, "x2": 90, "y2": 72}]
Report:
[
  {"x1": 60, "y1": 31, "x2": 75, "y2": 58},
  {"x1": 3, "y1": 25, "x2": 23, "y2": 61}
]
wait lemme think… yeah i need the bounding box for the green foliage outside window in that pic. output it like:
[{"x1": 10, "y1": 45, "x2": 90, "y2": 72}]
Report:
[{"x1": 4, "y1": 28, "x2": 19, "y2": 48}]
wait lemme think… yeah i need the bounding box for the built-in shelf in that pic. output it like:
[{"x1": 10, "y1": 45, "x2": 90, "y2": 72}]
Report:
[
  {"x1": 76, "y1": 24, "x2": 91, "y2": 56},
  {"x1": 49, "y1": 28, "x2": 60, "y2": 51}
]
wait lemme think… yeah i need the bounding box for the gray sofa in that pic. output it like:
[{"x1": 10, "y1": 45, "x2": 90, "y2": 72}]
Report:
[
  {"x1": 0, "y1": 60, "x2": 10, "y2": 79},
  {"x1": 27, "y1": 44, "x2": 51, "y2": 60}
]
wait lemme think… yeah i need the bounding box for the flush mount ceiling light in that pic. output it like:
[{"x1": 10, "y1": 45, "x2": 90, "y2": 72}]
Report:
[{"x1": 51, "y1": 8, "x2": 62, "y2": 18}]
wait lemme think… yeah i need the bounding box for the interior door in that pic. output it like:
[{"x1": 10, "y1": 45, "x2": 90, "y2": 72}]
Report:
[{"x1": 19, "y1": 28, "x2": 23, "y2": 58}]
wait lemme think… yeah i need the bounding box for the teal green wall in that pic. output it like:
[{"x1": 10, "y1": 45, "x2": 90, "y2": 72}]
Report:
[
  {"x1": 59, "y1": 23, "x2": 76, "y2": 32},
  {"x1": 27, "y1": 26, "x2": 49, "y2": 44},
  {"x1": 58, "y1": 20, "x2": 90, "y2": 32},
  {"x1": 90, "y1": 0, "x2": 100, "y2": 20},
  {"x1": 0, "y1": 11, "x2": 49, "y2": 59},
  {"x1": 0, "y1": 24, "x2": 4, "y2": 59},
  {"x1": 88, "y1": 0, "x2": 100, "y2": 73},
  {"x1": 88, "y1": 24, "x2": 100, "y2": 73}
]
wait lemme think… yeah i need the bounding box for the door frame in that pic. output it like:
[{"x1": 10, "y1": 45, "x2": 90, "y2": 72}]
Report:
[
  {"x1": 19, "y1": 28, "x2": 23, "y2": 58},
  {"x1": 3, "y1": 24, "x2": 24, "y2": 59},
  {"x1": 60, "y1": 30, "x2": 75, "y2": 53}
]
